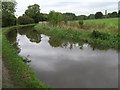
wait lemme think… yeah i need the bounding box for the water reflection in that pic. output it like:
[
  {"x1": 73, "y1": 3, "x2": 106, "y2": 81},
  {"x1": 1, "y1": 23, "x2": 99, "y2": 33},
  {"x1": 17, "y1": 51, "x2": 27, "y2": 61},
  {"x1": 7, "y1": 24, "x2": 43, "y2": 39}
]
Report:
[
  {"x1": 7, "y1": 27, "x2": 118, "y2": 88},
  {"x1": 18, "y1": 27, "x2": 41, "y2": 43},
  {"x1": 7, "y1": 29, "x2": 20, "y2": 53}
]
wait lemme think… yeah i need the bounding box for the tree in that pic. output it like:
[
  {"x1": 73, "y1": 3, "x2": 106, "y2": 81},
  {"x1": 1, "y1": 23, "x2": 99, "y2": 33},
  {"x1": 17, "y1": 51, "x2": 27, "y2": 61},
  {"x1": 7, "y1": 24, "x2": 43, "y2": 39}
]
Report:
[
  {"x1": 88, "y1": 14, "x2": 95, "y2": 19},
  {"x1": 118, "y1": 10, "x2": 120, "y2": 17},
  {"x1": 39, "y1": 13, "x2": 48, "y2": 21},
  {"x1": 63, "y1": 13, "x2": 77, "y2": 21},
  {"x1": 107, "y1": 11, "x2": 118, "y2": 18},
  {"x1": 111, "y1": 11, "x2": 118, "y2": 18},
  {"x1": 2, "y1": 13, "x2": 16, "y2": 27},
  {"x1": 25, "y1": 4, "x2": 40, "y2": 23},
  {"x1": 48, "y1": 10, "x2": 63, "y2": 26},
  {"x1": 95, "y1": 12, "x2": 103, "y2": 19},
  {"x1": 17, "y1": 15, "x2": 34, "y2": 25},
  {"x1": 77, "y1": 15, "x2": 87, "y2": 20},
  {"x1": 2, "y1": 1, "x2": 17, "y2": 27}
]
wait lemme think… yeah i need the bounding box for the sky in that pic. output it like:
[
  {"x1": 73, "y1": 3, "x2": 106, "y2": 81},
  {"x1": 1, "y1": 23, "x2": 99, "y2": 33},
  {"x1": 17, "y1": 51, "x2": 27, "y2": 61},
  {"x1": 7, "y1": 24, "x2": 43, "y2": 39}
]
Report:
[{"x1": 15, "y1": 0, "x2": 119, "y2": 17}]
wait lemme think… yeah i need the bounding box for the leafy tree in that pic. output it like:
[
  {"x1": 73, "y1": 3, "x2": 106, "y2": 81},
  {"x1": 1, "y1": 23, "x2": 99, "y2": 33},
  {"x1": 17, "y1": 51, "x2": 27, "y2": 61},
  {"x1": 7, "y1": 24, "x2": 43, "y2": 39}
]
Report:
[
  {"x1": 39, "y1": 13, "x2": 48, "y2": 21},
  {"x1": 107, "y1": 11, "x2": 118, "y2": 18},
  {"x1": 48, "y1": 10, "x2": 63, "y2": 26},
  {"x1": 88, "y1": 14, "x2": 95, "y2": 19},
  {"x1": 118, "y1": 10, "x2": 120, "y2": 17},
  {"x1": 111, "y1": 11, "x2": 118, "y2": 17},
  {"x1": 17, "y1": 15, "x2": 34, "y2": 25},
  {"x1": 77, "y1": 15, "x2": 87, "y2": 20},
  {"x1": 95, "y1": 12, "x2": 103, "y2": 19},
  {"x1": 25, "y1": 4, "x2": 40, "y2": 23},
  {"x1": 2, "y1": 1, "x2": 17, "y2": 27},
  {"x1": 63, "y1": 13, "x2": 77, "y2": 21}
]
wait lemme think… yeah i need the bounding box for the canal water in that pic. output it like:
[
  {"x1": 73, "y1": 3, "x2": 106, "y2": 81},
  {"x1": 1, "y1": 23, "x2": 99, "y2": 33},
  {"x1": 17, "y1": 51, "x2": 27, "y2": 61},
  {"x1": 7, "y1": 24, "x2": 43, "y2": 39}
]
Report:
[{"x1": 7, "y1": 27, "x2": 118, "y2": 88}]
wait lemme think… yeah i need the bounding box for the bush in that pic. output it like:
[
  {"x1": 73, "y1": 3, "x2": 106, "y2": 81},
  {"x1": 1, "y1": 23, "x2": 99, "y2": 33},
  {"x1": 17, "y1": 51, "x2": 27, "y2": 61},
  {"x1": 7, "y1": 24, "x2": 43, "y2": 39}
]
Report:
[
  {"x1": 48, "y1": 10, "x2": 63, "y2": 26},
  {"x1": 79, "y1": 20, "x2": 84, "y2": 26},
  {"x1": 2, "y1": 13, "x2": 17, "y2": 27},
  {"x1": 17, "y1": 15, "x2": 35, "y2": 25},
  {"x1": 91, "y1": 30, "x2": 110, "y2": 40}
]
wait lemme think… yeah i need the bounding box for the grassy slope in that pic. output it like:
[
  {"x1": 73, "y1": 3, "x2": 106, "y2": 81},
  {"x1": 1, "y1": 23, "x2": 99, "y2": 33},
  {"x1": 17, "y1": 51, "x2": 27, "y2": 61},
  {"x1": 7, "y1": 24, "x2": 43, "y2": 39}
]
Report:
[
  {"x1": 2, "y1": 24, "x2": 49, "y2": 88},
  {"x1": 34, "y1": 18, "x2": 119, "y2": 50}
]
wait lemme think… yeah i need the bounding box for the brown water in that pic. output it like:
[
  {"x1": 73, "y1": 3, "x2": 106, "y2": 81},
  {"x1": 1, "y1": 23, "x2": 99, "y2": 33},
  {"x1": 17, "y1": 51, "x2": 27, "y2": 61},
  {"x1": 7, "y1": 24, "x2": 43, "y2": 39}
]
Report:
[{"x1": 7, "y1": 27, "x2": 118, "y2": 88}]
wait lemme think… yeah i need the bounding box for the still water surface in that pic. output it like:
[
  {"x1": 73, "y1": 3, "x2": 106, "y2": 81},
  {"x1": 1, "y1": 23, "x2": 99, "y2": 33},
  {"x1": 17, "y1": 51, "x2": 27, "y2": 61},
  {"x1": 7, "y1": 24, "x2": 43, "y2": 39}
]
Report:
[{"x1": 7, "y1": 27, "x2": 118, "y2": 88}]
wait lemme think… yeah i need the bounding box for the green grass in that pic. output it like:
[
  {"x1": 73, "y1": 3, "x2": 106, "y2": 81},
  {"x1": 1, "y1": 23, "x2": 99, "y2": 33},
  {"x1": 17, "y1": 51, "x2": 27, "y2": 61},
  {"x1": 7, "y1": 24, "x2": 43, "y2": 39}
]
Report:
[
  {"x1": 34, "y1": 21, "x2": 119, "y2": 50},
  {"x1": 84, "y1": 18, "x2": 118, "y2": 26},
  {"x1": 69, "y1": 18, "x2": 118, "y2": 33},
  {"x1": 2, "y1": 24, "x2": 49, "y2": 88}
]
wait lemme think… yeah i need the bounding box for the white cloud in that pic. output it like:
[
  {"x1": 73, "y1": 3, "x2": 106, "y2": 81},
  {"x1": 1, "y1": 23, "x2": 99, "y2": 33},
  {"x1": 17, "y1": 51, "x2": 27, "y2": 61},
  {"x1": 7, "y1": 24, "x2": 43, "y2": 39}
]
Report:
[{"x1": 15, "y1": 0, "x2": 119, "y2": 17}]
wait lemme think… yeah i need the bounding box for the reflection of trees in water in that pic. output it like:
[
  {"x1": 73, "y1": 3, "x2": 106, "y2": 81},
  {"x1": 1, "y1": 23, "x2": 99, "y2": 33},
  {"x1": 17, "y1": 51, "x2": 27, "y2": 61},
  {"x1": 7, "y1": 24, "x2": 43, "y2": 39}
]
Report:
[
  {"x1": 49, "y1": 37, "x2": 84, "y2": 50},
  {"x1": 49, "y1": 36, "x2": 115, "y2": 50},
  {"x1": 7, "y1": 27, "x2": 41, "y2": 53},
  {"x1": 49, "y1": 37, "x2": 63, "y2": 47},
  {"x1": 18, "y1": 26, "x2": 34, "y2": 35},
  {"x1": 89, "y1": 44, "x2": 111, "y2": 51},
  {"x1": 7, "y1": 28, "x2": 21, "y2": 53},
  {"x1": 26, "y1": 30, "x2": 41, "y2": 43},
  {"x1": 7, "y1": 29, "x2": 17, "y2": 44},
  {"x1": 18, "y1": 27, "x2": 41, "y2": 43}
]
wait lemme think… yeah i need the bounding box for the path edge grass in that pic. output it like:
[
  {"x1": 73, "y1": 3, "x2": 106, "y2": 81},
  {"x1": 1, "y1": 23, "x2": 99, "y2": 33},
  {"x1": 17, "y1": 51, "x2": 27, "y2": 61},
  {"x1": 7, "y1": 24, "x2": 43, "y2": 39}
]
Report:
[{"x1": 2, "y1": 24, "x2": 49, "y2": 88}]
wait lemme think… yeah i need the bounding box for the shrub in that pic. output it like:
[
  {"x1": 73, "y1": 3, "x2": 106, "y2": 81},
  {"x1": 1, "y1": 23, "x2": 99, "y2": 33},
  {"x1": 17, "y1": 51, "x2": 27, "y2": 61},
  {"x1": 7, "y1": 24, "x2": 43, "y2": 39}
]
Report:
[
  {"x1": 91, "y1": 30, "x2": 110, "y2": 40},
  {"x1": 79, "y1": 20, "x2": 84, "y2": 26},
  {"x1": 17, "y1": 15, "x2": 35, "y2": 25}
]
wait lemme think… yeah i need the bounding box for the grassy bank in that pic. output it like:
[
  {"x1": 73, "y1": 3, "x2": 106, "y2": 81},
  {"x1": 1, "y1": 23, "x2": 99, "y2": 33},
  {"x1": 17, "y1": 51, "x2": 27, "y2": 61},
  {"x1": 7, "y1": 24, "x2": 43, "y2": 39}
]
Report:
[
  {"x1": 2, "y1": 24, "x2": 49, "y2": 88},
  {"x1": 34, "y1": 20, "x2": 119, "y2": 50}
]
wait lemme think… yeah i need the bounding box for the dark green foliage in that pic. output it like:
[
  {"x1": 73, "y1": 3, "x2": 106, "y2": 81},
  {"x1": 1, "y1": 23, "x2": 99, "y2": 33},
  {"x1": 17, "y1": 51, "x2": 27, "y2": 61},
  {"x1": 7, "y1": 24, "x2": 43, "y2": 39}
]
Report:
[
  {"x1": 63, "y1": 13, "x2": 77, "y2": 21},
  {"x1": 2, "y1": 1, "x2": 16, "y2": 14},
  {"x1": 91, "y1": 30, "x2": 110, "y2": 40},
  {"x1": 108, "y1": 12, "x2": 118, "y2": 18},
  {"x1": 88, "y1": 14, "x2": 95, "y2": 19},
  {"x1": 95, "y1": 12, "x2": 103, "y2": 19},
  {"x1": 77, "y1": 15, "x2": 87, "y2": 20},
  {"x1": 118, "y1": 10, "x2": 120, "y2": 17},
  {"x1": 79, "y1": 20, "x2": 84, "y2": 26},
  {"x1": 2, "y1": 1, "x2": 17, "y2": 27},
  {"x1": 39, "y1": 13, "x2": 48, "y2": 21},
  {"x1": 17, "y1": 15, "x2": 35, "y2": 25},
  {"x1": 25, "y1": 4, "x2": 41, "y2": 23},
  {"x1": 2, "y1": 13, "x2": 16, "y2": 27}
]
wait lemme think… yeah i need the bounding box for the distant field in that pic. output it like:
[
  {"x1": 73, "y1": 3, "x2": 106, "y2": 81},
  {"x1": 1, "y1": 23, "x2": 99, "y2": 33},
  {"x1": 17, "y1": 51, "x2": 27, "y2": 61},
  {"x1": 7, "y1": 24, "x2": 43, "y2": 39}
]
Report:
[
  {"x1": 70, "y1": 18, "x2": 119, "y2": 33},
  {"x1": 84, "y1": 18, "x2": 118, "y2": 26}
]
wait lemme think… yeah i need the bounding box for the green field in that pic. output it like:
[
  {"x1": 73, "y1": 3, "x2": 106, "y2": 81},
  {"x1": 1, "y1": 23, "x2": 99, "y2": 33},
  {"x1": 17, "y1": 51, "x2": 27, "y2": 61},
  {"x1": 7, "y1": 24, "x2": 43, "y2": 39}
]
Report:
[
  {"x1": 69, "y1": 18, "x2": 119, "y2": 33},
  {"x1": 84, "y1": 18, "x2": 118, "y2": 25}
]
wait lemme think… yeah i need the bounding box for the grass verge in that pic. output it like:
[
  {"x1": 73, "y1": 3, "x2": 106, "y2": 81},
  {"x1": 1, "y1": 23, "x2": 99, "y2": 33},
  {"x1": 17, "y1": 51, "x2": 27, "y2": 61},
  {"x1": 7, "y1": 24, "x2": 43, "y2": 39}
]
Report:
[{"x1": 2, "y1": 24, "x2": 49, "y2": 88}]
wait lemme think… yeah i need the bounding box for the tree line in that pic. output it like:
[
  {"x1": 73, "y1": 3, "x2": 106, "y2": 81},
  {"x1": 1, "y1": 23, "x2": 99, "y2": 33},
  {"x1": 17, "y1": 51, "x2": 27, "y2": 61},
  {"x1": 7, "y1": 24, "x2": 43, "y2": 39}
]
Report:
[{"x1": 2, "y1": 1, "x2": 120, "y2": 27}]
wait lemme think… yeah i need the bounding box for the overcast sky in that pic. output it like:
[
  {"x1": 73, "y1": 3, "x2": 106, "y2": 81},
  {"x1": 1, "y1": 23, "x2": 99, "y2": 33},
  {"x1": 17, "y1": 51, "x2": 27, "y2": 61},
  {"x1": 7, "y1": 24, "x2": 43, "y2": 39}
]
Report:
[{"x1": 15, "y1": 0, "x2": 119, "y2": 17}]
